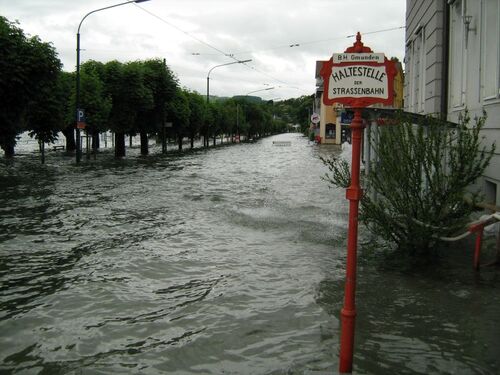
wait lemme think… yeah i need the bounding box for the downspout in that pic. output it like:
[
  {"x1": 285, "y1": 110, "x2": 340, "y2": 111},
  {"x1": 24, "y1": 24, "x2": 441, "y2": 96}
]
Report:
[{"x1": 441, "y1": 1, "x2": 450, "y2": 120}]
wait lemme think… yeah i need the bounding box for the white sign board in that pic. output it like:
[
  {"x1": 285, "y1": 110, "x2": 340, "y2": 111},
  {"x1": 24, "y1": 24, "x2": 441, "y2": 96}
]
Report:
[
  {"x1": 328, "y1": 65, "x2": 389, "y2": 100},
  {"x1": 332, "y1": 53, "x2": 385, "y2": 63}
]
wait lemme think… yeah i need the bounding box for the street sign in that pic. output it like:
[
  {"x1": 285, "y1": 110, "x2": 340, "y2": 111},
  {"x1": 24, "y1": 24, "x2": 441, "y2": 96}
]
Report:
[
  {"x1": 165, "y1": 122, "x2": 173, "y2": 128},
  {"x1": 320, "y1": 34, "x2": 397, "y2": 108},
  {"x1": 76, "y1": 109, "x2": 86, "y2": 129},
  {"x1": 332, "y1": 52, "x2": 384, "y2": 63},
  {"x1": 77, "y1": 109, "x2": 85, "y2": 122},
  {"x1": 320, "y1": 32, "x2": 398, "y2": 374},
  {"x1": 341, "y1": 111, "x2": 354, "y2": 124},
  {"x1": 310, "y1": 113, "x2": 320, "y2": 124}
]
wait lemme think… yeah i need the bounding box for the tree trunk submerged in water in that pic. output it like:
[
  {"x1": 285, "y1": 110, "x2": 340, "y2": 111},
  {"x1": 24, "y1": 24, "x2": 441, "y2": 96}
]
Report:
[
  {"x1": 115, "y1": 132, "x2": 126, "y2": 158},
  {"x1": 178, "y1": 135, "x2": 183, "y2": 151},
  {"x1": 92, "y1": 131, "x2": 99, "y2": 151},
  {"x1": 140, "y1": 131, "x2": 148, "y2": 156},
  {"x1": 62, "y1": 126, "x2": 76, "y2": 152},
  {"x1": 2, "y1": 144, "x2": 15, "y2": 158},
  {"x1": 38, "y1": 140, "x2": 45, "y2": 164}
]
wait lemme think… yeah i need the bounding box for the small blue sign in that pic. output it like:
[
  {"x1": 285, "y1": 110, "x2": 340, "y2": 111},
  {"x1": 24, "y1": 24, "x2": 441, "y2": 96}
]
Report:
[
  {"x1": 341, "y1": 111, "x2": 354, "y2": 124},
  {"x1": 77, "y1": 109, "x2": 85, "y2": 122}
]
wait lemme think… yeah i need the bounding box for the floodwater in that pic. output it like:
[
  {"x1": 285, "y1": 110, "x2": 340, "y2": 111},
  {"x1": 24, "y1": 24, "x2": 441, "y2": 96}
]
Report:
[{"x1": 1, "y1": 133, "x2": 499, "y2": 374}]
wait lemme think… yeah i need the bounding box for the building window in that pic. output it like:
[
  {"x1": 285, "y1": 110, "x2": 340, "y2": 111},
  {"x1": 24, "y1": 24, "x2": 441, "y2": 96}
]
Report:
[
  {"x1": 408, "y1": 25, "x2": 426, "y2": 113},
  {"x1": 449, "y1": 0, "x2": 467, "y2": 108},
  {"x1": 484, "y1": 179, "x2": 498, "y2": 206},
  {"x1": 481, "y1": 0, "x2": 500, "y2": 100},
  {"x1": 325, "y1": 123, "x2": 336, "y2": 139}
]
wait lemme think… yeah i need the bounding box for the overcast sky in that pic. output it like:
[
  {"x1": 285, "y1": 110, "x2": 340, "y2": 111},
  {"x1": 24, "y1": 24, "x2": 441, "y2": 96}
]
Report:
[{"x1": 1, "y1": 0, "x2": 406, "y2": 100}]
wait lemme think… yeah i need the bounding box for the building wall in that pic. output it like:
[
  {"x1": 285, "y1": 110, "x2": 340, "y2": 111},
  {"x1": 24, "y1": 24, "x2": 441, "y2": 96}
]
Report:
[
  {"x1": 405, "y1": 0, "x2": 500, "y2": 206},
  {"x1": 316, "y1": 60, "x2": 341, "y2": 145},
  {"x1": 319, "y1": 100, "x2": 340, "y2": 144},
  {"x1": 404, "y1": 0, "x2": 447, "y2": 114},
  {"x1": 392, "y1": 60, "x2": 405, "y2": 108},
  {"x1": 446, "y1": 0, "x2": 500, "y2": 205}
]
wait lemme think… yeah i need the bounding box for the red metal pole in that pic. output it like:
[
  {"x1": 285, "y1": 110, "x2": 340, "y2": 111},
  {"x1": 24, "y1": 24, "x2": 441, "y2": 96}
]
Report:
[
  {"x1": 339, "y1": 108, "x2": 364, "y2": 373},
  {"x1": 469, "y1": 222, "x2": 485, "y2": 270},
  {"x1": 473, "y1": 226, "x2": 484, "y2": 270}
]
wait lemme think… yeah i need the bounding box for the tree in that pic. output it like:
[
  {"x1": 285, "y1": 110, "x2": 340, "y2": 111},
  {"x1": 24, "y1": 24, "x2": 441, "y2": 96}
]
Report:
[
  {"x1": 322, "y1": 111, "x2": 495, "y2": 256},
  {"x1": 59, "y1": 71, "x2": 77, "y2": 152},
  {"x1": 166, "y1": 88, "x2": 190, "y2": 151},
  {"x1": 103, "y1": 61, "x2": 153, "y2": 157},
  {"x1": 273, "y1": 94, "x2": 314, "y2": 132},
  {"x1": 23, "y1": 35, "x2": 63, "y2": 163},
  {"x1": 245, "y1": 103, "x2": 265, "y2": 140},
  {"x1": 0, "y1": 17, "x2": 62, "y2": 157},
  {"x1": 200, "y1": 102, "x2": 212, "y2": 148},
  {"x1": 218, "y1": 101, "x2": 234, "y2": 144},
  {"x1": 206, "y1": 103, "x2": 220, "y2": 147},
  {"x1": 186, "y1": 91, "x2": 205, "y2": 149},
  {"x1": 79, "y1": 61, "x2": 111, "y2": 155},
  {"x1": 138, "y1": 59, "x2": 178, "y2": 155}
]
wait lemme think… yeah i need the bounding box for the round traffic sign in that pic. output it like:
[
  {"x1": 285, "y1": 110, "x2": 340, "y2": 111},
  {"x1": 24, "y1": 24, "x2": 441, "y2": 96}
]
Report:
[{"x1": 311, "y1": 113, "x2": 320, "y2": 124}]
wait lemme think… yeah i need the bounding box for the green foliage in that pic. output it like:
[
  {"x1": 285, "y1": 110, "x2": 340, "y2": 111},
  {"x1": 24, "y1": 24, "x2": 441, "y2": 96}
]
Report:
[
  {"x1": 206, "y1": 102, "x2": 220, "y2": 141},
  {"x1": 245, "y1": 103, "x2": 265, "y2": 139},
  {"x1": 0, "y1": 16, "x2": 303, "y2": 158},
  {"x1": 59, "y1": 71, "x2": 75, "y2": 127},
  {"x1": 322, "y1": 111, "x2": 495, "y2": 255},
  {"x1": 308, "y1": 130, "x2": 315, "y2": 141},
  {"x1": 79, "y1": 61, "x2": 111, "y2": 134},
  {"x1": 140, "y1": 59, "x2": 178, "y2": 133},
  {"x1": 25, "y1": 35, "x2": 64, "y2": 147},
  {"x1": 166, "y1": 88, "x2": 190, "y2": 141},
  {"x1": 103, "y1": 60, "x2": 154, "y2": 134},
  {"x1": 0, "y1": 16, "x2": 62, "y2": 156},
  {"x1": 320, "y1": 154, "x2": 351, "y2": 189},
  {"x1": 273, "y1": 94, "x2": 314, "y2": 130},
  {"x1": 185, "y1": 90, "x2": 205, "y2": 141}
]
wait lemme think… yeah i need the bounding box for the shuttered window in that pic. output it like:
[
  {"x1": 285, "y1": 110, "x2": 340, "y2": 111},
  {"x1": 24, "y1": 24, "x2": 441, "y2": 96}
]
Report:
[{"x1": 481, "y1": 0, "x2": 500, "y2": 100}]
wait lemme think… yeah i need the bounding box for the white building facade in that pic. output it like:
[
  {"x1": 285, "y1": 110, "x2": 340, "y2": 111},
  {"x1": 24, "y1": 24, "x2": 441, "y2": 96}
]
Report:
[{"x1": 405, "y1": 0, "x2": 500, "y2": 206}]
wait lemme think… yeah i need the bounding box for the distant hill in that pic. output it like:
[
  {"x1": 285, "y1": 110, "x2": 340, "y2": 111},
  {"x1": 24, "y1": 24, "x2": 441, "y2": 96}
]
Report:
[
  {"x1": 208, "y1": 95, "x2": 264, "y2": 103},
  {"x1": 231, "y1": 95, "x2": 263, "y2": 103}
]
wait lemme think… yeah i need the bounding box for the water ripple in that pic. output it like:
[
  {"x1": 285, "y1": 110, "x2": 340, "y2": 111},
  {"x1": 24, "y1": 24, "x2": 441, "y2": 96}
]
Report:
[{"x1": 1, "y1": 134, "x2": 500, "y2": 374}]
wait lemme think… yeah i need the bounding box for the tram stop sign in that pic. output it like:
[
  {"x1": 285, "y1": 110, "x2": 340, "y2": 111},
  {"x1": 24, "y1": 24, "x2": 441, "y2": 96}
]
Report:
[
  {"x1": 319, "y1": 32, "x2": 398, "y2": 374},
  {"x1": 320, "y1": 32, "x2": 397, "y2": 108}
]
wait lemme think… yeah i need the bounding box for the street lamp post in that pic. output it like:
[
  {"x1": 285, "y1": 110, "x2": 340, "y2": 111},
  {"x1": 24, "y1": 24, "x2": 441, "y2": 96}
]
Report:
[
  {"x1": 245, "y1": 87, "x2": 275, "y2": 96},
  {"x1": 206, "y1": 59, "x2": 252, "y2": 104},
  {"x1": 205, "y1": 59, "x2": 251, "y2": 147},
  {"x1": 75, "y1": 0, "x2": 151, "y2": 163}
]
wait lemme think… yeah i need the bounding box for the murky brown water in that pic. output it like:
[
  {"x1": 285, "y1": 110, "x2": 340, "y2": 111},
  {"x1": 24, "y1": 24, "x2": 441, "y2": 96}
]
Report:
[{"x1": 1, "y1": 133, "x2": 499, "y2": 374}]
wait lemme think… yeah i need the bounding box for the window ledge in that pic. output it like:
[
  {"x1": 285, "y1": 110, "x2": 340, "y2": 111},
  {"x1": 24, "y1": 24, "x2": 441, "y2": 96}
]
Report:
[
  {"x1": 449, "y1": 105, "x2": 466, "y2": 113},
  {"x1": 482, "y1": 97, "x2": 500, "y2": 106}
]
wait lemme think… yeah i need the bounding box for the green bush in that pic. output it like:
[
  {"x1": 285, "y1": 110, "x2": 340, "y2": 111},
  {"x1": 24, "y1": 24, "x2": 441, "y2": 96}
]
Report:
[
  {"x1": 309, "y1": 130, "x2": 315, "y2": 141},
  {"x1": 322, "y1": 111, "x2": 495, "y2": 255}
]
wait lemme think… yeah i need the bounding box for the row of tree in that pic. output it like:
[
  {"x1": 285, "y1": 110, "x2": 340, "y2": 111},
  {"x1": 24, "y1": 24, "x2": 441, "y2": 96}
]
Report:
[
  {"x1": 1, "y1": 16, "x2": 315, "y2": 160},
  {"x1": 69, "y1": 58, "x2": 291, "y2": 158}
]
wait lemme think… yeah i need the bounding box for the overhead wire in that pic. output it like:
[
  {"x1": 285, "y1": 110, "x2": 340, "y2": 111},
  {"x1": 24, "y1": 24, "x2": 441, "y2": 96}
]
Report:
[
  {"x1": 133, "y1": 4, "x2": 403, "y2": 92},
  {"x1": 133, "y1": 3, "x2": 291, "y2": 87},
  {"x1": 189, "y1": 26, "x2": 405, "y2": 56}
]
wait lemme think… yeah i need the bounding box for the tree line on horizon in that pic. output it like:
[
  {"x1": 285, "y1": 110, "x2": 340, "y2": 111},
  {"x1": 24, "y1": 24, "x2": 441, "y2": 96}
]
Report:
[{"x1": 0, "y1": 16, "x2": 314, "y2": 161}]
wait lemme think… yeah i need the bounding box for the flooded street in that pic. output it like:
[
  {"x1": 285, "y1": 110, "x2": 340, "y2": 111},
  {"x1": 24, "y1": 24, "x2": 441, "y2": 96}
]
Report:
[{"x1": 1, "y1": 133, "x2": 499, "y2": 374}]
